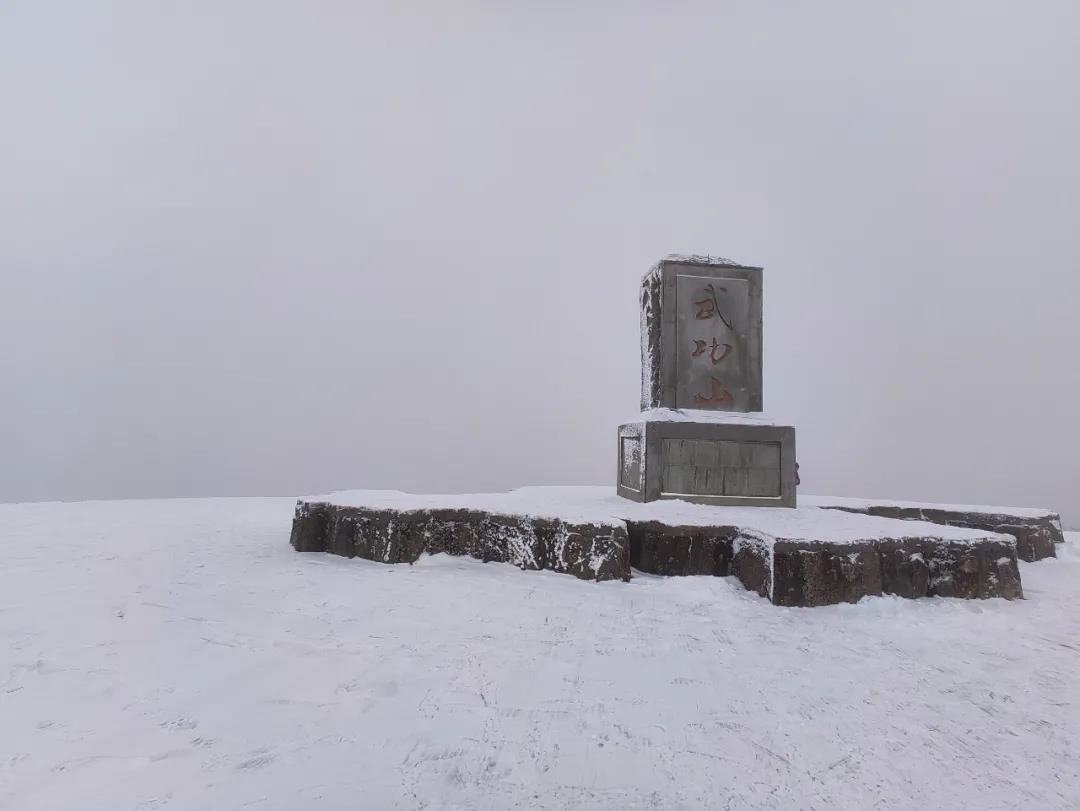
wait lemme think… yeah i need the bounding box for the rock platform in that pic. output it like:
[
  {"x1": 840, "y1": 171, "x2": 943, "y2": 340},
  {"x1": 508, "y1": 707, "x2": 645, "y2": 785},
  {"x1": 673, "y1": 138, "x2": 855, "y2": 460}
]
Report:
[
  {"x1": 804, "y1": 495, "x2": 1064, "y2": 563},
  {"x1": 291, "y1": 486, "x2": 1026, "y2": 607}
]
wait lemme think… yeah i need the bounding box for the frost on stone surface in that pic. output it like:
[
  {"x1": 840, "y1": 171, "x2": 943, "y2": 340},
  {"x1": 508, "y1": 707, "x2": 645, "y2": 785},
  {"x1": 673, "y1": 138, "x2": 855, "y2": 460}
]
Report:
[
  {"x1": 639, "y1": 265, "x2": 661, "y2": 410},
  {"x1": 291, "y1": 489, "x2": 1034, "y2": 603},
  {"x1": 804, "y1": 495, "x2": 1064, "y2": 562},
  {"x1": 659, "y1": 253, "x2": 744, "y2": 267}
]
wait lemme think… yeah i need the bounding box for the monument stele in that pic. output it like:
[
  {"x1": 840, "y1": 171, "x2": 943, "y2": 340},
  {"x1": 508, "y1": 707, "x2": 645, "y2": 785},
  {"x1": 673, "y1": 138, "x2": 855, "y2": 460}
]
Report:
[{"x1": 617, "y1": 255, "x2": 797, "y2": 507}]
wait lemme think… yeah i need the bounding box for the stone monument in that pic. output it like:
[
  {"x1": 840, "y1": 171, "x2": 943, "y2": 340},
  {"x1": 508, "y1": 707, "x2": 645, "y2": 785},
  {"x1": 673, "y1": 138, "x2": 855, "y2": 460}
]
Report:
[
  {"x1": 288, "y1": 251, "x2": 1049, "y2": 605},
  {"x1": 617, "y1": 256, "x2": 797, "y2": 506}
]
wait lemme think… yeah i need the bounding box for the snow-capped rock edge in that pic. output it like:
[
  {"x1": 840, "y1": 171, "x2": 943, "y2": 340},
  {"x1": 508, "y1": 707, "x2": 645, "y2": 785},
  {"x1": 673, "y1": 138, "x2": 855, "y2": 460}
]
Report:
[{"x1": 291, "y1": 489, "x2": 1025, "y2": 606}]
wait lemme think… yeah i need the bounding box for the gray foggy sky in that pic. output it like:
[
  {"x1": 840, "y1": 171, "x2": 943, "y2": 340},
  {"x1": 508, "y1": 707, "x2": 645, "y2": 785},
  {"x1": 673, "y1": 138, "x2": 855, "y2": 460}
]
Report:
[{"x1": 2, "y1": 2, "x2": 1079, "y2": 524}]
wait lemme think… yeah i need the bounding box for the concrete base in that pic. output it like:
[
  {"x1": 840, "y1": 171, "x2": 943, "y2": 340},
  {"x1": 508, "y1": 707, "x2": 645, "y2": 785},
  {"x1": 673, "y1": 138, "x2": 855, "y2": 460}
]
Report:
[
  {"x1": 291, "y1": 487, "x2": 1025, "y2": 607},
  {"x1": 618, "y1": 412, "x2": 796, "y2": 507}
]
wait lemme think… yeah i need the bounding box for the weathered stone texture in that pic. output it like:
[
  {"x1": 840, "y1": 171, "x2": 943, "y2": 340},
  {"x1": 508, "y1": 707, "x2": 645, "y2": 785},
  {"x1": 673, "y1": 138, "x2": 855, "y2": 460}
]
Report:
[
  {"x1": 627, "y1": 521, "x2": 737, "y2": 577},
  {"x1": 821, "y1": 504, "x2": 1063, "y2": 562},
  {"x1": 294, "y1": 500, "x2": 1025, "y2": 606},
  {"x1": 290, "y1": 501, "x2": 630, "y2": 582},
  {"x1": 765, "y1": 535, "x2": 1022, "y2": 606},
  {"x1": 923, "y1": 538, "x2": 1024, "y2": 600},
  {"x1": 623, "y1": 519, "x2": 1023, "y2": 606},
  {"x1": 770, "y1": 542, "x2": 882, "y2": 607},
  {"x1": 876, "y1": 539, "x2": 931, "y2": 598},
  {"x1": 289, "y1": 501, "x2": 332, "y2": 553},
  {"x1": 639, "y1": 267, "x2": 662, "y2": 412},
  {"x1": 731, "y1": 534, "x2": 772, "y2": 599}
]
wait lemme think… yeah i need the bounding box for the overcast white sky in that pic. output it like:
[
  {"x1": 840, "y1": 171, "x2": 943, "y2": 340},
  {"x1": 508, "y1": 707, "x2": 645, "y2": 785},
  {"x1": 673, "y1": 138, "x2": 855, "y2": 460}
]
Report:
[{"x1": 2, "y1": 2, "x2": 1078, "y2": 524}]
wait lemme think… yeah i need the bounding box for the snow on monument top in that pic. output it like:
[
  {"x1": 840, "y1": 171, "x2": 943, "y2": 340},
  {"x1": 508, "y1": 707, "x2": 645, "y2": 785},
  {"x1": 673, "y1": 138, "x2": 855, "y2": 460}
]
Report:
[{"x1": 642, "y1": 254, "x2": 760, "y2": 282}]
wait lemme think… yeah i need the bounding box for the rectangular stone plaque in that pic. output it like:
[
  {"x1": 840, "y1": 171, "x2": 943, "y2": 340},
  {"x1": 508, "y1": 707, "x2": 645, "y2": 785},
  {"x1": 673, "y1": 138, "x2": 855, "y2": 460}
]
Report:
[
  {"x1": 675, "y1": 274, "x2": 753, "y2": 411},
  {"x1": 660, "y1": 438, "x2": 781, "y2": 498},
  {"x1": 641, "y1": 257, "x2": 763, "y2": 412}
]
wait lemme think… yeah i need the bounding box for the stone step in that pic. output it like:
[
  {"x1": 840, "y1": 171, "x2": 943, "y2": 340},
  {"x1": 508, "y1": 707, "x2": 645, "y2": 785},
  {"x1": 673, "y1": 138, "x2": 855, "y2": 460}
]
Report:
[
  {"x1": 628, "y1": 522, "x2": 1022, "y2": 606},
  {"x1": 803, "y1": 495, "x2": 1064, "y2": 562},
  {"x1": 290, "y1": 486, "x2": 1025, "y2": 607},
  {"x1": 291, "y1": 500, "x2": 628, "y2": 583}
]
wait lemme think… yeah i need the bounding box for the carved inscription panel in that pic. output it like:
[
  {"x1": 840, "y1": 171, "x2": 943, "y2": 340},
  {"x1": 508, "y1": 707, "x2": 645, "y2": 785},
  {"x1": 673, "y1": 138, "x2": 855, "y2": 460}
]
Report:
[
  {"x1": 674, "y1": 274, "x2": 752, "y2": 411},
  {"x1": 660, "y1": 438, "x2": 781, "y2": 498}
]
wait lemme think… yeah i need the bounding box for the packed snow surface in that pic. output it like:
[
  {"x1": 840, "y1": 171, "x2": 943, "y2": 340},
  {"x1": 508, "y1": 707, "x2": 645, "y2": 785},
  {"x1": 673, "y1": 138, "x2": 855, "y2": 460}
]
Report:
[
  {"x1": 2, "y1": 497, "x2": 1078, "y2": 810},
  {"x1": 623, "y1": 408, "x2": 790, "y2": 427},
  {"x1": 312, "y1": 485, "x2": 1004, "y2": 545},
  {"x1": 803, "y1": 494, "x2": 1059, "y2": 520}
]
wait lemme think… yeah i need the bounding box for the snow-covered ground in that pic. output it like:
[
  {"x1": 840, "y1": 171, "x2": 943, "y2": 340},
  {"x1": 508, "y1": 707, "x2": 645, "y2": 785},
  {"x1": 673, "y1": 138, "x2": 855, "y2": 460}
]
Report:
[{"x1": 2, "y1": 497, "x2": 1078, "y2": 810}]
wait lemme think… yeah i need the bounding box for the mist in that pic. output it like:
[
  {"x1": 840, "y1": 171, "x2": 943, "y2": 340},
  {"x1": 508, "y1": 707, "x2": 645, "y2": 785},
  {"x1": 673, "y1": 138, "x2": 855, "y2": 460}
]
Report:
[{"x1": 2, "y1": 1, "x2": 1078, "y2": 525}]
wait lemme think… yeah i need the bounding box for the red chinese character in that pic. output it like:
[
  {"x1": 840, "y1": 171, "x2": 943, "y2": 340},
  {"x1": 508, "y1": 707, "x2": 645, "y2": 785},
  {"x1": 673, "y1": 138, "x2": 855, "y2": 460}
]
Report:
[
  {"x1": 691, "y1": 338, "x2": 733, "y2": 365},
  {"x1": 692, "y1": 284, "x2": 734, "y2": 329},
  {"x1": 694, "y1": 297, "x2": 717, "y2": 320},
  {"x1": 693, "y1": 376, "x2": 735, "y2": 406}
]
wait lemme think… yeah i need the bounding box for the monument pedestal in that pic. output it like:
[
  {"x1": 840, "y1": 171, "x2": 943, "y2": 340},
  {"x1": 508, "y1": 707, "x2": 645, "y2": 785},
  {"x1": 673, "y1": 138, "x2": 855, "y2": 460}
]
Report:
[
  {"x1": 289, "y1": 486, "x2": 1025, "y2": 605},
  {"x1": 617, "y1": 411, "x2": 796, "y2": 507}
]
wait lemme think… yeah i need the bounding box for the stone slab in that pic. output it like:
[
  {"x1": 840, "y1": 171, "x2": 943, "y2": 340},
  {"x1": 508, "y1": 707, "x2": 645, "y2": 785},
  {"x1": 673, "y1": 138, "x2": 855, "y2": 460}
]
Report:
[
  {"x1": 618, "y1": 416, "x2": 796, "y2": 507},
  {"x1": 292, "y1": 486, "x2": 1024, "y2": 605},
  {"x1": 290, "y1": 501, "x2": 630, "y2": 582},
  {"x1": 805, "y1": 495, "x2": 1064, "y2": 562},
  {"x1": 625, "y1": 524, "x2": 1022, "y2": 606}
]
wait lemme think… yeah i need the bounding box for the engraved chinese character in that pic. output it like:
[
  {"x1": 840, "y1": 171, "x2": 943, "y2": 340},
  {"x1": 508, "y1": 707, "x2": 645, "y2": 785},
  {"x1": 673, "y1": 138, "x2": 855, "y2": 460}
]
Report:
[
  {"x1": 692, "y1": 376, "x2": 735, "y2": 406},
  {"x1": 691, "y1": 338, "x2": 733, "y2": 365},
  {"x1": 693, "y1": 284, "x2": 734, "y2": 329}
]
